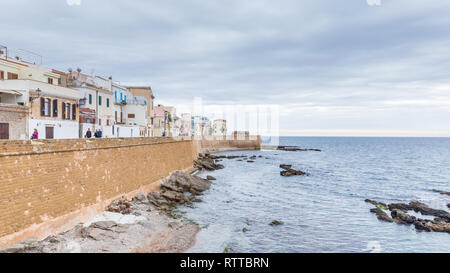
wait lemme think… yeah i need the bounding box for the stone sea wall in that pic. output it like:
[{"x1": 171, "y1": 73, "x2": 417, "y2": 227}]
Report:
[{"x1": 0, "y1": 136, "x2": 261, "y2": 248}]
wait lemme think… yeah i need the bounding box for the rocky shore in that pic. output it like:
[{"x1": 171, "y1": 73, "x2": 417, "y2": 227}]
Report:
[{"x1": 0, "y1": 171, "x2": 214, "y2": 253}]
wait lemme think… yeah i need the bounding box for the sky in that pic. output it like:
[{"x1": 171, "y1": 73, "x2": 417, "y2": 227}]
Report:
[{"x1": 1, "y1": 0, "x2": 450, "y2": 136}]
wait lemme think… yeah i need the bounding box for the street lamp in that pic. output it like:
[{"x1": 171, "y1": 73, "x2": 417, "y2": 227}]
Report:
[{"x1": 30, "y1": 88, "x2": 42, "y2": 102}]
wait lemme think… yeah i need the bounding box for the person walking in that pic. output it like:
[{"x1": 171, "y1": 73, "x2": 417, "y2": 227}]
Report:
[
  {"x1": 85, "y1": 128, "x2": 92, "y2": 138},
  {"x1": 31, "y1": 129, "x2": 39, "y2": 140}
]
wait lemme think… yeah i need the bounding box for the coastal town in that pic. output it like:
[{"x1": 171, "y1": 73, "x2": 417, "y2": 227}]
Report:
[{"x1": 0, "y1": 45, "x2": 227, "y2": 140}]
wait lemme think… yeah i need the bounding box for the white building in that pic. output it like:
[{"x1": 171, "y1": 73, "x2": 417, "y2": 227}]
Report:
[
  {"x1": 0, "y1": 55, "x2": 79, "y2": 139},
  {"x1": 213, "y1": 119, "x2": 227, "y2": 136}
]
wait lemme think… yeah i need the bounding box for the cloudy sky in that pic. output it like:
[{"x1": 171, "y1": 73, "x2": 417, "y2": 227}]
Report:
[{"x1": 2, "y1": 0, "x2": 450, "y2": 136}]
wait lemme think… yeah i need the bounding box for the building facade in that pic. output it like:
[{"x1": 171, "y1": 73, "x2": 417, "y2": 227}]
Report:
[
  {"x1": 67, "y1": 71, "x2": 114, "y2": 138},
  {"x1": 126, "y1": 86, "x2": 154, "y2": 136},
  {"x1": 0, "y1": 57, "x2": 79, "y2": 139},
  {"x1": 152, "y1": 105, "x2": 168, "y2": 137},
  {"x1": 213, "y1": 119, "x2": 227, "y2": 136}
]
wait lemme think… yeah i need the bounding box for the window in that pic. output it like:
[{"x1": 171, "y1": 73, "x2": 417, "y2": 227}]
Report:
[
  {"x1": 62, "y1": 102, "x2": 66, "y2": 119},
  {"x1": 72, "y1": 104, "x2": 76, "y2": 120},
  {"x1": 41, "y1": 98, "x2": 50, "y2": 116},
  {"x1": 99, "y1": 119, "x2": 102, "y2": 126},
  {"x1": 89, "y1": 94, "x2": 92, "y2": 105},
  {"x1": 107, "y1": 98, "x2": 110, "y2": 108},
  {"x1": 115, "y1": 91, "x2": 117, "y2": 102},
  {"x1": 48, "y1": 78, "x2": 53, "y2": 84},
  {"x1": 0, "y1": 71, "x2": 4, "y2": 80},
  {"x1": 107, "y1": 119, "x2": 110, "y2": 126},
  {"x1": 65, "y1": 103, "x2": 70, "y2": 119},
  {"x1": 99, "y1": 95, "x2": 102, "y2": 106},
  {"x1": 128, "y1": 114, "x2": 135, "y2": 119},
  {"x1": 120, "y1": 93, "x2": 123, "y2": 101},
  {"x1": 52, "y1": 99, "x2": 58, "y2": 117},
  {"x1": 7, "y1": 72, "x2": 18, "y2": 80}
]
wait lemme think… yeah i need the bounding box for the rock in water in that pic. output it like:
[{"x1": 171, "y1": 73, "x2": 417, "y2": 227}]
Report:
[
  {"x1": 431, "y1": 189, "x2": 450, "y2": 196},
  {"x1": 366, "y1": 199, "x2": 450, "y2": 233},
  {"x1": 206, "y1": 175, "x2": 216, "y2": 181},
  {"x1": 280, "y1": 164, "x2": 292, "y2": 170},
  {"x1": 269, "y1": 220, "x2": 284, "y2": 226},
  {"x1": 279, "y1": 164, "x2": 308, "y2": 177},
  {"x1": 194, "y1": 154, "x2": 225, "y2": 171},
  {"x1": 280, "y1": 169, "x2": 308, "y2": 177},
  {"x1": 370, "y1": 207, "x2": 394, "y2": 223}
]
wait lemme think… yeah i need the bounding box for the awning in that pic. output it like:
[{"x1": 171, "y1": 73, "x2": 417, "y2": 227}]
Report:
[{"x1": 0, "y1": 89, "x2": 24, "y2": 96}]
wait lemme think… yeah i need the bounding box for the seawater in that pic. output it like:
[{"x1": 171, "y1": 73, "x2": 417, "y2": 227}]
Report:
[{"x1": 181, "y1": 137, "x2": 450, "y2": 253}]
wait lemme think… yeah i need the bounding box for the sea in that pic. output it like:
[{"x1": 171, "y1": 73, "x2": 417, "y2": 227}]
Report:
[{"x1": 179, "y1": 137, "x2": 450, "y2": 253}]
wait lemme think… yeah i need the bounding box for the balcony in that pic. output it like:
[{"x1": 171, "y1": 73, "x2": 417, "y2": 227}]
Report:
[{"x1": 0, "y1": 79, "x2": 79, "y2": 103}]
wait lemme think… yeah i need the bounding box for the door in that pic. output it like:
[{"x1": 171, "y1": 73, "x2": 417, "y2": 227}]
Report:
[
  {"x1": 45, "y1": 127, "x2": 54, "y2": 139},
  {"x1": 0, "y1": 123, "x2": 9, "y2": 139}
]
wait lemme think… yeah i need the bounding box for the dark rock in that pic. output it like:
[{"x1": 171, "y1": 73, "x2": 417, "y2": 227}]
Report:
[
  {"x1": 367, "y1": 198, "x2": 450, "y2": 233},
  {"x1": 280, "y1": 164, "x2": 292, "y2": 170},
  {"x1": 132, "y1": 193, "x2": 147, "y2": 203},
  {"x1": 388, "y1": 203, "x2": 411, "y2": 212},
  {"x1": 206, "y1": 175, "x2": 216, "y2": 181},
  {"x1": 365, "y1": 199, "x2": 388, "y2": 209},
  {"x1": 247, "y1": 160, "x2": 255, "y2": 163},
  {"x1": 370, "y1": 207, "x2": 394, "y2": 223},
  {"x1": 408, "y1": 201, "x2": 450, "y2": 222},
  {"x1": 161, "y1": 190, "x2": 185, "y2": 202},
  {"x1": 280, "y1": 169, "x2": 308, "y2": 176},
  {"x1": 106, "y1": 197, "x2": 132, "y2": 214},
  {"x1": 391, "y1": 209, "x2": 416, "y2": 224},
  {"x1": 147, "y1": 192, "x2": 169, "y2": 207},
  {"x1": 431, "y1": 189, "x2": 450, "y2": 196},
  {"x1": 194, "y1": 154, "x2": 225, "y2": 171},
  {"x1": 277, "y1": 146, "x2": 321, "y2": 152},
  {"x1": 269, "y1": 220, "x2": 284, "y2": 226}
]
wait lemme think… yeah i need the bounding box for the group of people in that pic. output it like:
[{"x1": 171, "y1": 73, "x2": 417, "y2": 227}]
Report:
[
  {"x1": 30, "y1": 128, "x2": 103, "y2": 140},
  {"x1": 85, "y1": 128, "x2": 102, "y2": 138}
]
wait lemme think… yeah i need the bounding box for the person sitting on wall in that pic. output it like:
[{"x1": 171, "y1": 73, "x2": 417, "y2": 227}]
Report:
[
  {"x1": 85, "y1": 128, "x2": 92, "y2": 138},
  {"x1": 31, "y1": 129, "x2": 38, "y2": 140},
  {"x1": 97, "y1": 129, "x2": 103, "y2": 138}
]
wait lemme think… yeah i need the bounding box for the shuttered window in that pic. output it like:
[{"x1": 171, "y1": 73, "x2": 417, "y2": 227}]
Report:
[
  {"x1": 99, "y1": 95, "x2": 102, "y2": 106},
  {"x1": 53, "y1": 99, "x2": 58, "y2": 117},
  {"x1": 107, "y1": 98, "x2": 110, "y2": 108},
  {"x1": 65, "y1": 103, "x2": 70, "y2": 120},
  {"x1": 62, "y1": 102, "x2": 66, "y2": 119},
  {"x1": 7, "y1": 72, "x2": 18, "y2": 80},
  {"x1": 41, "y1": 98, "x2": 50, "y2": 116},
  {"x1": 41, "y1": 98, "x2": 45, "y2": 116},
  {"x1": 72, "y1": 104, "x2": 76, "y2": 120},
  {"x1": 0, "y1": 71, "x2": 4, "y2": 80},
  {"x1": 48, "y1": 78, "x2": 53, "y2": 84},
  {"x1": 89, "y1": 94, "x2": 92, "y2": 105}
]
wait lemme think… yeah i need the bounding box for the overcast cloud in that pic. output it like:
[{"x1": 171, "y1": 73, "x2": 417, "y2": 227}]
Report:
[{"x1": 1, "y1": 0, "x2": 450, "y2": 136}]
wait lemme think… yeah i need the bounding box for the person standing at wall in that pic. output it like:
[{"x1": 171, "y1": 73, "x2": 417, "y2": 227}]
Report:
[
  {"x1": 85, "y1": 128, "x2": 92, "y2": 138},
  {"x1": 31, "y1": 129, "x2": 39, "y2": 140}
]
